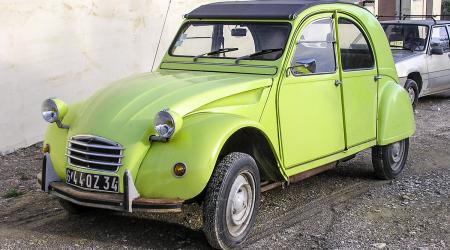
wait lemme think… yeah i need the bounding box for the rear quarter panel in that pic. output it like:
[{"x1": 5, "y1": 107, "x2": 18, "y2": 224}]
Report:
[{"x1": 377, "y1": 79, "x2": 416, "y2": 145}]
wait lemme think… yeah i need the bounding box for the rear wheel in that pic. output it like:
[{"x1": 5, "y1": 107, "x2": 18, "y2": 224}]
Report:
[
  {"x1": 405, "y1": 79, "x2": 419, "y2": 108},
  {"x1": 58, "y1": 199, "x2": 90, "y2": 214},
  {"x1": 371, "y1": 138, "x2": 409, "y2": 180},
  {"x1": 203, "y1": 152, "x2": 260, "y2": 249}
]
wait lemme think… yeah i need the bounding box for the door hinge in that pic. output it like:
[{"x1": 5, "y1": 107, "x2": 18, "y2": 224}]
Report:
[
  {"x1": 374, "y1": 75, "x2": 382, "y2": 81},
  {"x1": 335, "y1": 80, "x2": 342, "y2": 86}
]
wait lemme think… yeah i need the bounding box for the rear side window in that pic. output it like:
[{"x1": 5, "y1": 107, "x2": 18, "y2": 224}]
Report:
[
  {"x1": 338, "y1": 18, "x2": 374, "y2": 71},
  {"x1": 431, "y1": 26, "x2": 450, "y2": 53}
]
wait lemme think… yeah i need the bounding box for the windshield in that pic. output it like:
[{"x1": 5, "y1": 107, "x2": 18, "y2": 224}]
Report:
[
  {"x1": 170, "y1": 22, "x2": 291, "y2": 61},
  {"x1": 382, "y1": 24, "x2": 429, "y2": 51}
]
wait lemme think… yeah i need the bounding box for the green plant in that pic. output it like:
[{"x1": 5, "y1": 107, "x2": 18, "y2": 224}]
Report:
[
  {"x1": 4, "y1": 188, "x2": 23, "y2": 198},
  {"x1": 19, "y1": 174, "x2": 29, "y2": 181}
]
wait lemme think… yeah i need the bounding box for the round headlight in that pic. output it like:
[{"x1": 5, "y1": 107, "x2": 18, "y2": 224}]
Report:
[
  {"x1": 41, "y1": 98, "x2": 68, "y2": 123},
  {"x1": 154, "y1": 110, "x2": 182, "y2": 139}
]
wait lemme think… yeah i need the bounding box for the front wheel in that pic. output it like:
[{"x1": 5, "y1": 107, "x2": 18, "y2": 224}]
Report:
[
  {"x1": 405, "y1": 79, "x2": 419, "y2": 108},
  {"x1": 371, "y1": 138, "x2": 409, "y2": 180},
  {"x1": 203, "y1": 152, "x2": 260, "y2": 249}
]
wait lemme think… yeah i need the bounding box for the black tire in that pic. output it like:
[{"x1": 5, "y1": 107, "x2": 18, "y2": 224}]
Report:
[
  {"x1": 371, "y1": 138, "x2": 409, "y2": 180},
  {"x1": 58, "y1": 199, "x2": 90, "y2": 214},
  {"x1": 405, "y1": 79, "x2": 419, "y2": 108},
  {"x1": 203, "y1": 152, "x2": 261, "y2": 249}
]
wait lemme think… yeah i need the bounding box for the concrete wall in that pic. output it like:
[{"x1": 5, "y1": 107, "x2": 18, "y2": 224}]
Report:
[
  {"x1": 0, "y1": 0, "x2": 226, "y2": 154},
  {"x1": 409, "y1": 0, "x2": 442, "y2": 16},
  {"x1": 411, "y1": 0, "x2": 427, "y2": 15},
  {"x1": 374, "y1": 0, "x2": 443, "y2": 17},
  {"x1": 404, "y1": 0, "x2": 442, "y2": 17}
]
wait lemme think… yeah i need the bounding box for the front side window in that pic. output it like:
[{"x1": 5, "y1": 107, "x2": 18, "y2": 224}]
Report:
[
  {"x1": 170, "y1": 22, "x2": 291, "y2": 61},
  {"x1": 338, "y1": 18, "x2": 374, "y2": 71},
  {"x1": 291, "y1": 18, "x2": 336, "y2": 75},
  {"x1": 430, "y1": 26, "x2": 450, "y2": 52},
  {"x1": 382, "y1": 24, "x2": 429, "y2": 51}
]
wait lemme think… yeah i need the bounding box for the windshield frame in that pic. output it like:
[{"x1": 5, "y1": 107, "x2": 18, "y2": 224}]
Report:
[
  {"x1": 381, "y1": 23, "x2": 430, "y2": 52},
  {"x1": 168, "y1": 21, "x2": 292, "y2": 61}
]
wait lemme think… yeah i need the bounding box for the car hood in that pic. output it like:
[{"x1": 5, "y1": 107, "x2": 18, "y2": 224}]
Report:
[
  {"x1": 67, "y1": 70, "x2": 272, "y2": 144},
  {"x1": 391, "y1": 49, "x2": 421, "y2": 63}
]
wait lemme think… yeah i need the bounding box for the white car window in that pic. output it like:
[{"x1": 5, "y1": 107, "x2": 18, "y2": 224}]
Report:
[
  {"x1": 292, "y1": 18, "x2": 336, "y2": 74},
  {"x1": 431, "y1": 26, "x2": 450, "y2": 53}
]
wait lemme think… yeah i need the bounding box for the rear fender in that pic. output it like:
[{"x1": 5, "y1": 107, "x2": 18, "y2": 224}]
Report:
[{"x1": 377, "y1": 81, "x2": 416, "y2": 145}]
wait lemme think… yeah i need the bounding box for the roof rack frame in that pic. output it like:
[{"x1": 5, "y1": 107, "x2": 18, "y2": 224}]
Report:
[
  {"x1": 403, "y1": 15, "x2": 437, "y2": 24},
  {"x1": 376, "y1": 14, "x2": 450, "y2": 24}
]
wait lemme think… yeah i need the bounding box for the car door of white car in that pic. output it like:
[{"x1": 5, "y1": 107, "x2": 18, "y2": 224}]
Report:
[{"x1": 427, "y1": 26, "x2": 450, "y2": 93}]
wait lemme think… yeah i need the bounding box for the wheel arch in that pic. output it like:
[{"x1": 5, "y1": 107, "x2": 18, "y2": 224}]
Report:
[
  {"x1": 218, "y1": 127, "x2": 284, "y2": 183},
  {"x1": 407, "y1": 72, "x2": 423, "y2": 93},
  {"x1": 135, "y1": 113, "x2": 284, "y2": 201}
]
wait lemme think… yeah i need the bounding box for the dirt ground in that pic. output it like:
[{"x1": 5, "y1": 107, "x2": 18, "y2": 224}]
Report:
[{"x1": 0, "y1": 91, "x2": 449, "y2": 249}]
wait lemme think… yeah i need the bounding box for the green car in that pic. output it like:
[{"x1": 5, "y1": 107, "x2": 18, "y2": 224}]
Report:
[{"x1": 39, "y1": 1, "x2": 415, "y2": 249}]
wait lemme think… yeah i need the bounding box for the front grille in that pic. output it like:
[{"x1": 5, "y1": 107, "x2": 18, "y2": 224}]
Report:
[{"x1": 67, "y1": 135, "x2": 124, "y2": 172}]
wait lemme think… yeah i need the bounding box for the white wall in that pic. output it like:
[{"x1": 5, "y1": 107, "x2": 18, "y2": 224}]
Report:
[
  {"x1": 411, "y1": 0, "x2": 427, "y2": 15},
  {"x1": 410, "y1": 0, "x2": 442, "y2": 16},
  {"x1": 432, "y1": 0, "x2": 442, "y2": 18},
  {"x1": 0, "y1": 0, "x2": 226, "y2": 154},
  {"x1": 401, "y1": 0, "x2": 442, "y2": 17}
]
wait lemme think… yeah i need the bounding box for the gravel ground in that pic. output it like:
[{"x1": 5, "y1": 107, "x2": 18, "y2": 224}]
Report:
[{"x1": 0, "y1": 91, "x2": 449, "y2": 249}]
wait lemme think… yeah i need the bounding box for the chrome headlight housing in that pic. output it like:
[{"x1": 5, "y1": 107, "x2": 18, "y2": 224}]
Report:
[
  {"x1": 41, "y1": 98, "x2": 68, "y2": 123},
  {"x1": 153, "y1": 110, "x2": 182, "y2": 139}
]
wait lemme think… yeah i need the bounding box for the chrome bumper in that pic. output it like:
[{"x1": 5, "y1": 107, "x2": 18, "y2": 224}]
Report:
[
  {"x1": 38, "y1": 154, "x2": 183, "y2": 213},
  {"x1": 49, "y1": 182, "x2": 183, "y2": 212}
]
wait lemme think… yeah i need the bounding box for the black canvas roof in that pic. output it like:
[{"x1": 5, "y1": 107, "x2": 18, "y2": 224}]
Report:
[{"x1": 185, "y1": 0, "x2": 353, "y2": 20}]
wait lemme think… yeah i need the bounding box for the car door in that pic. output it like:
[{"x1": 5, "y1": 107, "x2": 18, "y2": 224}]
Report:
[
  {"x1": 337, "y1": 16, "x2": 378, "y2": 148},
  {"x1": 279, "y1": 14, "x2": 346, "y2": 168},
  {"x1": 427, "y1": 25, "x2": 450, "y2": 92}
]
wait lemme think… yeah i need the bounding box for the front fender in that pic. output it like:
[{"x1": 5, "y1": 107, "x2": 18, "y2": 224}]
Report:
[
  {"x1": 395, "y1": 55, "x2": 427, "y2": 78},
  {"x1": 377, "y1": 81, "x2": 416, "y2": 145},
  {"x1": 43, "y1": 102, "x2": 84, "y2": 180},
  {"x1": 135, "y1": 113, "x2": 266, "y2": 200}
]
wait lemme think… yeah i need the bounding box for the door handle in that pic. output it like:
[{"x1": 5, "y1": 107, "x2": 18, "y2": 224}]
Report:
[
  {"x1": 335, "y1": 80, "x2": 342, "y2": 86},
  {"x1": 374, "y1": 75, "x2": 382, "y2": 81}
]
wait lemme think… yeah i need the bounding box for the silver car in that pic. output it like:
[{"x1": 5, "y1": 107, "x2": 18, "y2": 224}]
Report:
[{"x1": 381, "y1": 19, "x2": 450, "y2": 107}]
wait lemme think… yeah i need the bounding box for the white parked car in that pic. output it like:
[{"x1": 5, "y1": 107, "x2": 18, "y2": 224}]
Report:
[{"x1": 381, "y1": 19, "x2": 450, "y2": 107}]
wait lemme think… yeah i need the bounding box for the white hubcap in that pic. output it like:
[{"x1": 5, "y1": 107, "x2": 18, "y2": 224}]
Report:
[
  {"x1": 389, "y1": 141, "x2": 405, "y2": 171},
  {"x1": 408, "y1": 87, "x2": 415, "y2": 104},
  {"x1": 226, "y1": 171, "x2": 255, "y2": 237},
  {"x1": 391, "y1": 142, "x2": 401, "y2": 162}
]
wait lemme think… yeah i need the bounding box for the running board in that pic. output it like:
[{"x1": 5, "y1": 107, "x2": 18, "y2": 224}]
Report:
[
  {"x1": 338, "y1": 154, "x2": 357, "y2": 163},
  {"x1": 261, "y1": 162, "x2": 336, "y2": 192},
  {"x1": 289, "y1": 162, "x2": 336, "y2": 184},
  {"x1": 261, "y1": 181, "x2": 283, "y2": 192}
]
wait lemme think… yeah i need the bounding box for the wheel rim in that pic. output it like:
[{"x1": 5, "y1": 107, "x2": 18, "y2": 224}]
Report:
[
  {"x1": 407, "y1": 87, "x2": 416, "y2": 104},
  {"x1": 226, "y1": 170, "x2": 256, "y2": 237},
  {"x1": 388, "y1": 141, "x2": 405, "y2": 171}
]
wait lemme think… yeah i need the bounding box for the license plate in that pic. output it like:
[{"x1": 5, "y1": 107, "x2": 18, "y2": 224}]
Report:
[{"x1": 66, "y1": 169, "x2": 119, "y2": 193}]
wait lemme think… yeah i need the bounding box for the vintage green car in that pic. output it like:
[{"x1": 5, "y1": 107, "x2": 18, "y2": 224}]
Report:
[{"x1": 39, "y1": 1, "x2": 415, "y2": 249}]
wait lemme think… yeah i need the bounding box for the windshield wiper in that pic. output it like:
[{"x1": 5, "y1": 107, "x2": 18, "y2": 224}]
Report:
[
  {"x1": 235, "y1": 48, "x2": 283, "y2": 64},
  {"x1": 193, "y1": 48, "x2": 238, "y2": 62}
]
